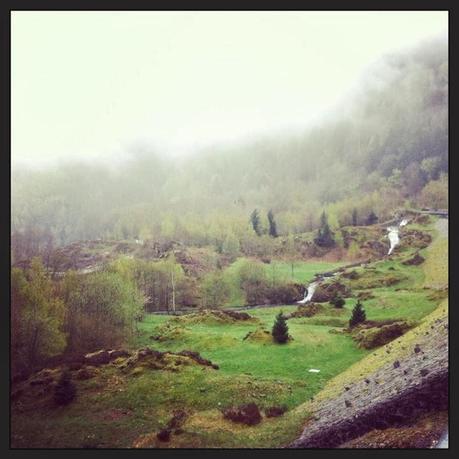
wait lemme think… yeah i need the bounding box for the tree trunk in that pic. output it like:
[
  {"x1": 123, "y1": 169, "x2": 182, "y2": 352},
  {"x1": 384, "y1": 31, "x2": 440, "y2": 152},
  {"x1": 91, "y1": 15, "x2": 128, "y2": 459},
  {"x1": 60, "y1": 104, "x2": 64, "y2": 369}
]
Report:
[{"x1": 171, "y1": 270, "x2": 176, "y2": 313}]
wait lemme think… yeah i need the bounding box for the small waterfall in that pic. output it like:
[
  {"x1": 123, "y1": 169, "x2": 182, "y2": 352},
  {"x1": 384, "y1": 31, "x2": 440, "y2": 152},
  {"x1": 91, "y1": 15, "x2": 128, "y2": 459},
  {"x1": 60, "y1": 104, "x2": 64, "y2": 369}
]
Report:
[
  {"x1": 387, "y1": 218, "x2": 409, "y2": 255},
  {"x1": 297, "y1": 281, "x2": 318, "y2": 304}
]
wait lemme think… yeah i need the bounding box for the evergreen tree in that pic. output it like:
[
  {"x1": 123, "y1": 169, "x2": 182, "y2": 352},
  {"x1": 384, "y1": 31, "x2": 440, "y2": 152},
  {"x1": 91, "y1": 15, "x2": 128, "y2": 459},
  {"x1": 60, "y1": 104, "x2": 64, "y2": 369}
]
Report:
[
  {"x1": 352, "y1": 208, "x2": 358, "y2": 226},
  {"x1": 314, "y1": 211, "x2": 335, "y2": 247},
  {"x1": 366, "y1": 211, "x2": 378, "y2": 225},
  {"x1": 330, "y1": 293, "x2": 345, "y2": 308},
  {"x1": 267, "y1": 210, "x2": 278, "y2": 238},
  {"x1": 272, "y1": 312, "x2": 289, "y2": 344},
  {"x1": 349, "y1": 300, "x2": 366, "y2": 328},
  {"x1": 54, "y1": 370, "x2": 76, "y2": 406},
  {"x1": 250, "y1": 209, "x2": 262, "y2": 236}
]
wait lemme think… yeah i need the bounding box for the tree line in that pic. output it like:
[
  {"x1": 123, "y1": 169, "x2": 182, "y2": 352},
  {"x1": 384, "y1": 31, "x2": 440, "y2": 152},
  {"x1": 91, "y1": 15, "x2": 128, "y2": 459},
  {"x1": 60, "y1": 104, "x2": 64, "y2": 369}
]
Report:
[{"x1": 11, "y1": 37, "x2": 447, "y2": 261}]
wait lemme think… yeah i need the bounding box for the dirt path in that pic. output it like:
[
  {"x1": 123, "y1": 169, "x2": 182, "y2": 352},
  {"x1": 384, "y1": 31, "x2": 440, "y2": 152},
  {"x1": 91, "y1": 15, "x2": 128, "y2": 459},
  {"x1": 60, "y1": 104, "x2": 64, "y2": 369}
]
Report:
[{"x1": 435, "y1": 218, "x2": 448, "y2": 238}]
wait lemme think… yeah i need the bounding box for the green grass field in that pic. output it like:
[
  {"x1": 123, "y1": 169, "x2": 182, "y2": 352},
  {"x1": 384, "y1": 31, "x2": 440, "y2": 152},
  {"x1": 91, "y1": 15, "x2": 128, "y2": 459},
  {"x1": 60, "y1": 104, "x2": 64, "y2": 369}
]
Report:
[
  {"x1": 12, "y1": 304, "x2": 369, "y2": 448},
  {"x1": 11, "y1": 218, "x2": 447, "y2": 448}
]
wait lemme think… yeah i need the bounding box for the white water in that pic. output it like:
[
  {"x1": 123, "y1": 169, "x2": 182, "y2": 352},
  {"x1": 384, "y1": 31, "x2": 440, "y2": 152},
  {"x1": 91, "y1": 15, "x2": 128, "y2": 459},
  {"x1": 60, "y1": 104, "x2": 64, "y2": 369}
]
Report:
[
  {"x1": 297, "y1": 281, "x2": 318, "y2": 304},
  {"x1": 298, "y1": 216, "x2": 409, "y2": 304},
  {"x1": 387, "y1": 218, "x2": 409, "y2": 255}
]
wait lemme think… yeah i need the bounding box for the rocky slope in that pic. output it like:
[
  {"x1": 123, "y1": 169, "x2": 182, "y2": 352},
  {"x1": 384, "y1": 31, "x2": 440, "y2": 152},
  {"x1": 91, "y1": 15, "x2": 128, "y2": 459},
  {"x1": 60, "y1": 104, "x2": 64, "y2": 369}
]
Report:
[{"x1": 290, "y1": 303, "x2": 448, "y2": 448}]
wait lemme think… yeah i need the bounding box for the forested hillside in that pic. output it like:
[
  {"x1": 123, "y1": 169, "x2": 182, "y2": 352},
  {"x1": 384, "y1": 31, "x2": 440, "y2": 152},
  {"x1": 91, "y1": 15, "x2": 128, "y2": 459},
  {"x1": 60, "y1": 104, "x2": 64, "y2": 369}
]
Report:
[{"x1": 11, "y1": 37, "x2": 447, "y2": 262}]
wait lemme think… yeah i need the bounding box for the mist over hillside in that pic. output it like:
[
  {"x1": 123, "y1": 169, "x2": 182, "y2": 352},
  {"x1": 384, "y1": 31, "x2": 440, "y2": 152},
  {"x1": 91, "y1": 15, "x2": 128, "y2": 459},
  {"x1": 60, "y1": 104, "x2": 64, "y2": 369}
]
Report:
[
  {"x1": 11, "y1": 37, "x2": 447, "y2": 260},
  {"x1": 10, "y1": 12, "x2": 450, "y2": 449}
]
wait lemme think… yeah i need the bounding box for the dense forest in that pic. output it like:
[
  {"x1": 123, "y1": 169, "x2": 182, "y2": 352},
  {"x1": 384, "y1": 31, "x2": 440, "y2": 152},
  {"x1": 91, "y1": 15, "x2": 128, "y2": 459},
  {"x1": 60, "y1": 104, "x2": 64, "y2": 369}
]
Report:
[{"x1": 11, "y1": 37, "x2": 447, "y2": 262}]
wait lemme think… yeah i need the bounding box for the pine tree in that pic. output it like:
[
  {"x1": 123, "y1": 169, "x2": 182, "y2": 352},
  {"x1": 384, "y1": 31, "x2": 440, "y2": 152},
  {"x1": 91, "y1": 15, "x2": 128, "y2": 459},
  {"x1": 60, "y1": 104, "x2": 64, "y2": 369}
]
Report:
[
  {"x1": 272, "y1": 312, "x2": 289, "y2": 344},
  {"x1": 366, "y1": 211, "x2": 378, "y2": 225},
  {"x1": 352, "y1": 208, "x2": 358, "y2": 226},
  {"x1": 314, "y1": 211, "x2": 335, "y2": 247},
  {"x1": 54, "y1": 370, "x2": 77, "y2": 406},
  {"x1": 349, "y1": 300, "x2": 366, "y2": 328},
  {"x1": 250, "y1": 209, "x2": 262, "y2": 236},
  {"x1": 267, "y1": 210, "x2": 278, "y2": 238}
]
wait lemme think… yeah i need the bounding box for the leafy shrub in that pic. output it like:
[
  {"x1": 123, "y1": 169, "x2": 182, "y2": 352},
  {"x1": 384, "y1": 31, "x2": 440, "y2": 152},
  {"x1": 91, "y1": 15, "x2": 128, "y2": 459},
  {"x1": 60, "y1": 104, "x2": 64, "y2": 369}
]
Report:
[{"x1": 330, "y1": 293, "x2": 345, "y2": 308}]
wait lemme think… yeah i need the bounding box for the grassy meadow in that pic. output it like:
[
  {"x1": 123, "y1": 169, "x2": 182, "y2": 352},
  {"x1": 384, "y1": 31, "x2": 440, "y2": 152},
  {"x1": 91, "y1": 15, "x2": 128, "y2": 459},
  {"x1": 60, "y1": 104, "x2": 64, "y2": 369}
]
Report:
[{"x1": 11, "y1": 218, "x2": 447, "y2": 448}]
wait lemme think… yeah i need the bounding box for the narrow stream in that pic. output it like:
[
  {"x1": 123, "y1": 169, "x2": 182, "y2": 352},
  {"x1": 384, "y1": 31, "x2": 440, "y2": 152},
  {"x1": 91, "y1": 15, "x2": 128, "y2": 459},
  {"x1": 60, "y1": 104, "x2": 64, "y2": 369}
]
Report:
[{"x1": 298, "y1": 217, "x2": 409, "y2": 304}]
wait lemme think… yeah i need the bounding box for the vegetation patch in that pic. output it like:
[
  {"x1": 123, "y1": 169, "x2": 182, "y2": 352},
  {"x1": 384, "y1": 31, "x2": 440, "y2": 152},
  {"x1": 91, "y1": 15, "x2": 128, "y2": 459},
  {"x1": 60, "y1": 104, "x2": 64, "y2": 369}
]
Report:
[
  {"x1": 423, "y1": 237, "x2": 448, "y2": 289},
  {"x1": 399, "y1": 230, "x2": 432, "y2": 250},
  {"x1": 312, "y1": 299, "x2": 448, "y2": 405},
  {"x1": 346, "y1": 270, "x2": 406, "y2": 290},
  {"x1": 340, "y1": 410, "x2": 447, "y2": 449},
  {"x1": 402, "y1": 253, "x2": 425, "y2": 266},
  {"x1": 171, "y1": 309, "x2": 258, "y2": 326},
  {"x1": 118, "y1": 347, "x2": 219, "y2": 373},
  {"x1": 350, "y1": 320, "x2": 414, "y2": 349},
  {"x1": 313, "y1": 282, "x2": 352, "y2": 302},
  {"x1": 265, "y1": 405, "x2": 288, "y2": 418},
  {"x1": 287, "y1": 303, "x2": 326, "y2": 318},
  {"x1": 242, "y1": 327, "x2": 273, "y2": 344},
  {"x1": 150, "y1": 322, "x2": 193, "y2": 342},
  {"x1": 222, "y1": 402, "x2": 262, "y2": 426}
]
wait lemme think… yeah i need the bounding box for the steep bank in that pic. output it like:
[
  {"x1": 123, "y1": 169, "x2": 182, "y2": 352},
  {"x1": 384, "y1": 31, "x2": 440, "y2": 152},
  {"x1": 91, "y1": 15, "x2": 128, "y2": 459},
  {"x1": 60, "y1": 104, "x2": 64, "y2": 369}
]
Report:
[
  {"x1": 290, "y1": 302, "x2": 448, "y2": 448},
  {"x1": 290, "y1": 217, "x2": 448, "y2": 448}
]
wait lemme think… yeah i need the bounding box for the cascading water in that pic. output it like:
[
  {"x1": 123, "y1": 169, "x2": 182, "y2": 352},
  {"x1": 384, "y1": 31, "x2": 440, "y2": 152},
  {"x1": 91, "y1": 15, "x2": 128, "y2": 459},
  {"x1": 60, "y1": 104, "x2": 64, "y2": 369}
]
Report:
[
  {"x1": 387, "y1": 218, "x2": 409, "y2": 255},
  {"x1": 297, "y1": 281, "x2": 318, "y2": 304},
  {"x1": 298, "y1": 217, "x2": 409, "y2": 303}
]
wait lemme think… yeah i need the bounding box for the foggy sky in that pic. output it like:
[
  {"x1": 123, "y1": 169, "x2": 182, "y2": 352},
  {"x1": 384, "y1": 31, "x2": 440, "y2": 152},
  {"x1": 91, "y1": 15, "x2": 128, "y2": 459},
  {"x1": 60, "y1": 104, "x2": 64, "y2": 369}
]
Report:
[{"x1": 12, "y1": 11, "x2": 447, "y2": 168}]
